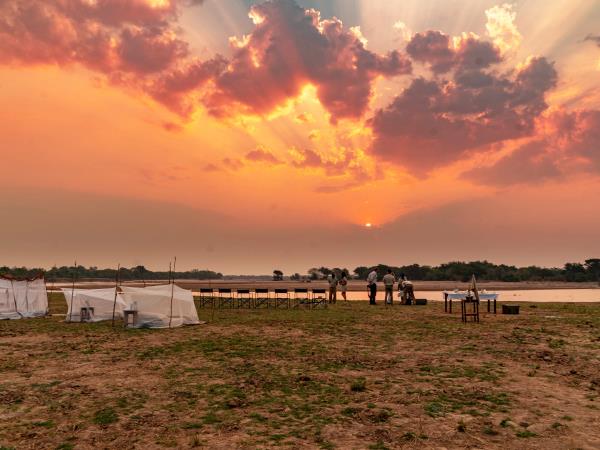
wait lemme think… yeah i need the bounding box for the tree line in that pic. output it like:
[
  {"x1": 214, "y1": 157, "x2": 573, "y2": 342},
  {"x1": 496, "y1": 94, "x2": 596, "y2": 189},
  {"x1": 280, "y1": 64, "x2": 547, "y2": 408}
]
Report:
[
  {"x1": 285, "y1": 260, "x2": 600, "y2": 282},
  {"x1": 0, "y1": 265, "x2": 223, "y2": 281},
  {"x1": 350, "y1": 259, "x2": 600, "y2": 282},
  {"x1": 3, "y1": 259, "x2": 600, "y2": 282}
]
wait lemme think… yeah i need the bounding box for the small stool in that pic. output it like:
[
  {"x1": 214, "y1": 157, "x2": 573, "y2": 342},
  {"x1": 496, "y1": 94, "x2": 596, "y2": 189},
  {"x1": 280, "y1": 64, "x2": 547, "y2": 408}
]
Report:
[
  {"x1": 123, "y1": 310, "x2": 138, "y2": 328},
  {"x1": 80, "y1": 307, "x2": 94, "y2": 322},
  {"x1": 461, "y1": 295, "x2": 480, "y2": 323}
]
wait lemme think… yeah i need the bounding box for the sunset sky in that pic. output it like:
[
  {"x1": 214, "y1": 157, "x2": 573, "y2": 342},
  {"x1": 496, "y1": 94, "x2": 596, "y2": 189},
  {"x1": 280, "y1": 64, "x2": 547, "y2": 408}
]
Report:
[{"x1": 1, "y1": 0, "x2": 600, "y2": 274}]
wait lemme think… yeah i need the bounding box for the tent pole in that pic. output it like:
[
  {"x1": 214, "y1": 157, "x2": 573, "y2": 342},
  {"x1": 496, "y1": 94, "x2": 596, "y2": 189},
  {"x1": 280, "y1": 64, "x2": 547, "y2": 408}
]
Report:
[
  {"x1": 48, "y1": 273, "x2": 53, "y2": 316},
  {"x1": 169, "y1": 257, "x2": 176, "y2": 328},
  {"x1": 48, "y1": 265, "x2": 55, "y2": 316},
  {"x1": 111, "y1": 264, "x2": 121, "y2": 327},
  {"x1": 68, "y1": 260, "x2": 77, "y2": 322}
]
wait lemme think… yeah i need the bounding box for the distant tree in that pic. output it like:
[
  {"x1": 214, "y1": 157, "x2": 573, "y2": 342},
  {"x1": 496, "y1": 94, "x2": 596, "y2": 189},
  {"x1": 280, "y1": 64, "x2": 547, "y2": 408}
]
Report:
[
  {"x1": 290, "y1": 273, "x2": 301, "y2": 281},
  {"x1": 585, "y1": 259, "x2": 600, "y2": 281},
  {"x1": 353, "y1": 266, "x2": 369, "y2": 279},
  {"x1": 307, "y1": 268, "x2": 323, "y2": 280},
  {"x1": 564, "y1": 262, "x2": 587, "y2": 282},
  {"x1": 318, "y1": 267, "x2": 332, "y2": 276},
  {"x1": 273, "y1": 270, "x2": 284, "y2": 281}
]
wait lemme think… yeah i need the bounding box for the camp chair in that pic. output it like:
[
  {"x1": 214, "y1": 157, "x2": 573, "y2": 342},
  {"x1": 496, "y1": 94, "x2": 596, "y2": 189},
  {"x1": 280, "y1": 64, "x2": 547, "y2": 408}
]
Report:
[
  {"x1": 254, "y1": 288, "x2": 270, "y2": 308},
  {"x1": 293, "y1": 288, "x2": 310, "y2": 308},
  {"x1": 236, "y1": 289, "x2": 252, "y2": 308},
  {"x1": 273, "y1": 288, "x2": 289, "y2": 308},
  {"x1": 311, "y1": 289, "x2": 327, "y2": 308},
  {"x1": 199, "y1": 288, "x2": 215, "y2": 308},
  {"x1": 217, "y1": 288, "x2": 234, "y2": 308}
]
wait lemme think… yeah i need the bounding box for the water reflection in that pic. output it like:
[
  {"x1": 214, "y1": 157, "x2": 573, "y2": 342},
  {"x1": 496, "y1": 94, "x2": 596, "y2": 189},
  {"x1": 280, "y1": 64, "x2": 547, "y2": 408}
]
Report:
[{"x1": 192, "y1": 289, "x2": 600, "y2": 303}]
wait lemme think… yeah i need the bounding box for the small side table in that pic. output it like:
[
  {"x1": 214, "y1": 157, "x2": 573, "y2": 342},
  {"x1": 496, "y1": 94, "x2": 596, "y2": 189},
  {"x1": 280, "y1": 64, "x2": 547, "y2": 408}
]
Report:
[
  {"x1": 123, "y1": 310, "x2": 138, "y2": 328},
  {"x1": 80, "y1": 307, "x2": 94, "y2": 322}
]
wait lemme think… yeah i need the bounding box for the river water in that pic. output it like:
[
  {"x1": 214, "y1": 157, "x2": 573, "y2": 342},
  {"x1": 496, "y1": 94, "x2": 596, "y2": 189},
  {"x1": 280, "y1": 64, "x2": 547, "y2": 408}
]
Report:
[{"x1": 192, "y1": 288, "x2": 600, "y2": 303}]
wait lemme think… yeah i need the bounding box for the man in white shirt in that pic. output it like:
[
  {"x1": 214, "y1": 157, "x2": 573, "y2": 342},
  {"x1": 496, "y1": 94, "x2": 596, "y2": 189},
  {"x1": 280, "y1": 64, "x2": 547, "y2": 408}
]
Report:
[
  {"x1": 366, "y1": 268, "x2": 378, "y2": 305},
  {"x1": 382, "y1": 269, "x2": 396, "y2": 305}
]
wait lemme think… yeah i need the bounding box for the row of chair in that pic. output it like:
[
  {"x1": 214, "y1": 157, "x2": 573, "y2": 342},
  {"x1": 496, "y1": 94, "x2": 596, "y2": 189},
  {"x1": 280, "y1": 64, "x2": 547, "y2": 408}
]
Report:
[{"x1": 195, "y1": 288, "x2": 328, "y2": 309}]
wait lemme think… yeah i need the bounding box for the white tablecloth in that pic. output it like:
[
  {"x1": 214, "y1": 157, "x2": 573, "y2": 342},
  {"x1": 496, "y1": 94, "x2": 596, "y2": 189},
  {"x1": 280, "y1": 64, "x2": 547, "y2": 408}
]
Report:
[{"x1": 443, "y1": 291, "x2": 499, "y2": 300}]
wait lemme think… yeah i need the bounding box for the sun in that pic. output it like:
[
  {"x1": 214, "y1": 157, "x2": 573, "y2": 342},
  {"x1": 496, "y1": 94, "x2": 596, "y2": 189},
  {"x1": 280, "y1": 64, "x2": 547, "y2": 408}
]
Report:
[{"x1": 365, "y1": 222, "x2": 372, "y2": 228}]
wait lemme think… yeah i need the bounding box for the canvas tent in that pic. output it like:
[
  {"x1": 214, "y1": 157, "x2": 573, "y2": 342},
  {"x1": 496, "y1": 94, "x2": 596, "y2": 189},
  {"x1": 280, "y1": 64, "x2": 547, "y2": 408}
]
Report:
[
  {"x1": 0, "y1": 275, "x2": 48, "y2": 319},
  {"x1": 120, "y1": 284, "x2": 199, "y2": 328},
  {"x1": 62, "y1": 288, "x2": 126, "y2": 322}
]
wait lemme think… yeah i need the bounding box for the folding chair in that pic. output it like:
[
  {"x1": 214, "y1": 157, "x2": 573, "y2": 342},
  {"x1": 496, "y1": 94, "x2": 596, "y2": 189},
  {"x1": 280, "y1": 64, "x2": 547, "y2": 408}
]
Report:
[
  {"x1": 254, "y1": 288, "x2": 269, "y2": 308},
  {"x1": 236, "y1": 289, "x2": 252, "y2": 308},
  {"x1": 199, "y1": 288, "x2": 215, "y2": 308},
  {"x1": 273, "y1": 288, "x2": 289, "y2": 308},
  {"x1": 294, "y1": 288, "x2": 309, "y2": 308},
  {"x1": 311, "y1": 289, "x2": 327, "y2": 309},
  {"x1": 218, "y1": 288, "x2": 234, "y2": 308}
]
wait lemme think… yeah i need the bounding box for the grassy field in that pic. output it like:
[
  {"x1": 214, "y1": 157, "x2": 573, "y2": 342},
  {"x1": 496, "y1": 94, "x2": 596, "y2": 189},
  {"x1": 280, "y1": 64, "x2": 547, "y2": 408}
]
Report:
[{"x1": 1, "y1": 295, "x2": 599, "y2": 449}]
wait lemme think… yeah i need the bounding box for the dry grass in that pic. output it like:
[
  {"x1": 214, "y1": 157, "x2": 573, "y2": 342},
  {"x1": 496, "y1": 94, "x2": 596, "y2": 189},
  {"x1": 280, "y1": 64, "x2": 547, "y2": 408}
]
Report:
[{"x1": 0, "y1": 294, "x2": 599, "y2": 449}]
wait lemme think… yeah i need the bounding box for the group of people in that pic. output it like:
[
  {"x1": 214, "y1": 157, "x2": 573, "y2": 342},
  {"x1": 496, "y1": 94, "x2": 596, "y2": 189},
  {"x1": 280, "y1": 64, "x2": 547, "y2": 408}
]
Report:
[
  {"x1": 367, "y1": 268, "x2": 414, "y2": 305},
  {"x1": 325, "y1": 269, "x2": 415, "y2": 305},
  {"x1": 326, "y1": 271, "x2": 349, "y2": 303}
]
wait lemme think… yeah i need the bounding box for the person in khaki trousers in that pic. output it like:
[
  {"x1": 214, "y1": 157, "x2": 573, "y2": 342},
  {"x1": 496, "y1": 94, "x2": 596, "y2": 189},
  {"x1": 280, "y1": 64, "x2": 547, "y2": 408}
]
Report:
[{"x1": 383, "y1": 269, "x2": 396, "y2": 305}]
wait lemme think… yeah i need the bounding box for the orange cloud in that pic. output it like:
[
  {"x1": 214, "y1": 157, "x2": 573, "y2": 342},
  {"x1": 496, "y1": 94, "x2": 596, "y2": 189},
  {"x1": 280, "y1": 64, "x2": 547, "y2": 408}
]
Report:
[
  {"x1": 204, "y1": 0, "x2": 412, "y2": 122},
  {"x1": 467, "y1": 108, "x2": 600, "y2": 185},
  {"x1": 245, "y1": 147, "x2": 282, "y2": 165},
  {"x1": 369, "y1": 47, "x2": 558, "y2": 173}
]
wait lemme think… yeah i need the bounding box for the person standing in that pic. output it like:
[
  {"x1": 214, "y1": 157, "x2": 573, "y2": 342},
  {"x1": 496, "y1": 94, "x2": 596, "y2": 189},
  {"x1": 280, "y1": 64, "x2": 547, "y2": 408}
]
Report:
[
  {"x1": 367, "y1": 268, "x2": 378, "y2": 305},
  {"x1": 327, "y1": 273, "x2": 338, "y2": 303},
  {"x1": 339, "y1": 271, "x2": 349, "y2": 301},
  {"x1": 383, "y1": 269, "x2": 396, "y2": 305}
]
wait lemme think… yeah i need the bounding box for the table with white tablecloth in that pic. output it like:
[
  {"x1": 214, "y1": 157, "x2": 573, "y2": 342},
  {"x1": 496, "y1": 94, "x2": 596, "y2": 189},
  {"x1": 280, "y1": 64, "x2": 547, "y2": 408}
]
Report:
[{"x1": 443, "y1": 291, "x2": 499, "y2": 314}]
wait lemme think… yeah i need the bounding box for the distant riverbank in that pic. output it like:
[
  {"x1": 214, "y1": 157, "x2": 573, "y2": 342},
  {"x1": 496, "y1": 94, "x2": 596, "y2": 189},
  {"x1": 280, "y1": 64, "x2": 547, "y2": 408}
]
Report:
[{"x1": 49, "y1": 279, "x2": 600, "y2": 291}]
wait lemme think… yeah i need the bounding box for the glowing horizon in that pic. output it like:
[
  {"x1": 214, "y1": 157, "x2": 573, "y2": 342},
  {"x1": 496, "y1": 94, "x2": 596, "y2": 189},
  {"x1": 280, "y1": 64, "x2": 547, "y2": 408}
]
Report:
[{"x1": 1, "y1": 0, "x2": 600, "y2": 273}]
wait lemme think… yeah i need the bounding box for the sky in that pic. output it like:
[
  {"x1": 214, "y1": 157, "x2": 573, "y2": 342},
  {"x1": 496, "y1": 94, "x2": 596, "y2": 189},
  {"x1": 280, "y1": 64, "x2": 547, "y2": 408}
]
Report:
[{"x1": 1, "y1": 0, "x2": 600, "y2": 274}]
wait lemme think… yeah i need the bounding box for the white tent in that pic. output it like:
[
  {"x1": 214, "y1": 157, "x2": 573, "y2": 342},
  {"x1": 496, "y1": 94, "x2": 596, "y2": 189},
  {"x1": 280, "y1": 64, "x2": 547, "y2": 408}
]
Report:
[
  {"x1": 62, "y1": 287, "x2": 126, "y2": 322},
  {"x1": 0, "y1": 275, "x2": 48, "y2": 319},
  {"x1": 120, "y1": 284, "x2": 199, "y2": 328}
]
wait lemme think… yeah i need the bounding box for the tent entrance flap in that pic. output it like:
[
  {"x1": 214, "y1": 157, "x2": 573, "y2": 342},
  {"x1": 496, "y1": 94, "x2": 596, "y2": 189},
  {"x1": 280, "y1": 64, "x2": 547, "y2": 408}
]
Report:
[
  {"x1": 120, "y1": 285, "x2": 199, "y2": 329},
  {"x1": 62, "y1": 288, "x2": 126, "y2": 323}
]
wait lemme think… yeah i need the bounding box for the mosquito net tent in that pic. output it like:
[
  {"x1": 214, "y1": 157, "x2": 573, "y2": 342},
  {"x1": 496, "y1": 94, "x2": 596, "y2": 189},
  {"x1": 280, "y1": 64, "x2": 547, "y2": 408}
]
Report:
[
  {"x1": 62, "y1": 288, "x2": 126, "y2": 322},
  {"x1": 119, "y1": 284, "x2": 199, "y2": 328},
  {"x1": 0, "y1": 275, "x2": 48, "y2": 319}
]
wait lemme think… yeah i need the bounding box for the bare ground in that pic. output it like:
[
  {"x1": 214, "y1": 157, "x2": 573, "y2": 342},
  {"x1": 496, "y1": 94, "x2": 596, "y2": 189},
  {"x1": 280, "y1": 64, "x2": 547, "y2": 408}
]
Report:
[{"x1": 0, "y1": 295, "x2": 599, "y2": 449}]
